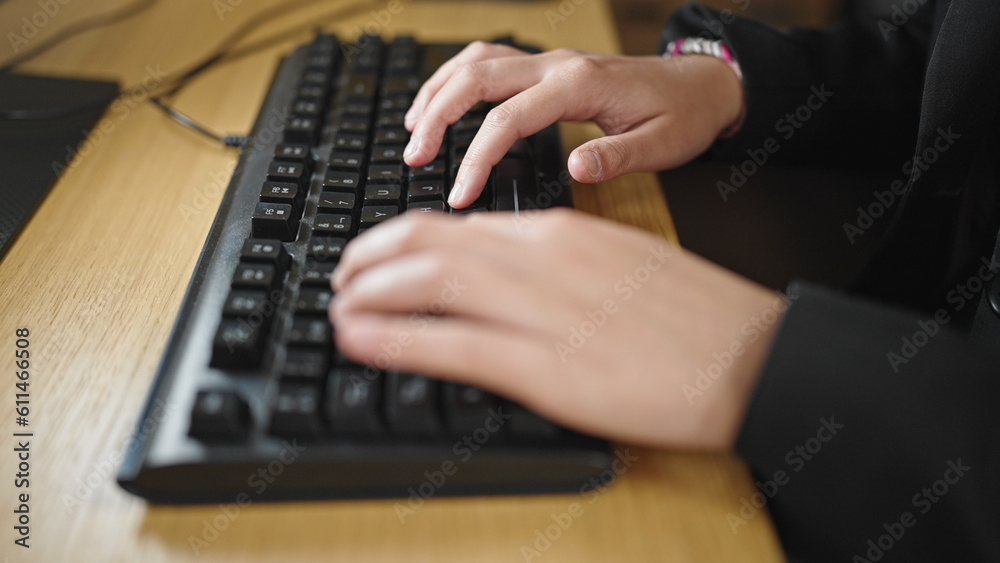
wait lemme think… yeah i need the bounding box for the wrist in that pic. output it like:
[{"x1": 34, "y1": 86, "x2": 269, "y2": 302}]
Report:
[{"x1": 663, "y1": 39, "x2": 746, "y2": 139}]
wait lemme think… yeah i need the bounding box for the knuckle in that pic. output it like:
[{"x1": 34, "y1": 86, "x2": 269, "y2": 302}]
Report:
[
  {"x1": 560, "y1": 55, "x2": 601, "y2": 83},
  {"x1": 457, "y1": 61, "x2": 494, "y2": 97},
  {"x1": 484, "y1": 103, "x2": 517, "y2": 132},
  {"x1": 464, "y1": 40, "x2": 491, "y2": 58}
]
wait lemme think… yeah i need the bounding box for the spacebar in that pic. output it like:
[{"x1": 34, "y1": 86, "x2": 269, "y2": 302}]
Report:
[{"x1": 494, "y1": 159, "x2": 538, "y2": 212}]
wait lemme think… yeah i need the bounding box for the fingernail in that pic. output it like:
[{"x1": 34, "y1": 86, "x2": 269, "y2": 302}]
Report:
[
  {"x1": 404, "y1": 137, "x2": 421, "y2": 159},
  {"x1": 581, "y1": 150, "x2": 602, "y2": 179},
  {"x1": 448, "y1": 182, "x2": 464, "y2": 206}
]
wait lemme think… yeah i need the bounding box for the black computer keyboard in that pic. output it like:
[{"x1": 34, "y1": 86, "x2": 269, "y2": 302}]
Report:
[{"x1": 117, "y1": 34, "x2": 612, "y2": 503}]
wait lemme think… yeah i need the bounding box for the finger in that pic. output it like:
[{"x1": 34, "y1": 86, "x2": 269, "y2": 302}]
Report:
[
  {"x1": 404, "y1": 41, "x2": 526, "y2": 131},
  {"x1": 332, "y1": 213, "x2": 523, "y2": 290},
  {"x1": 567, "y1": 116, "x2": 711, "y2": 183},
  {"x1": 447, "y1": 80, "x2": 584, "y2": 208},
  {"x1": 404, "y1": 56, "x2": 548, "y2": 167},
  {"x1": 331, "y1": 248, "x2": 581, "y2": 336},
  {"x1": 333, "y1": 312, "x2": 561, "y2": 404}
]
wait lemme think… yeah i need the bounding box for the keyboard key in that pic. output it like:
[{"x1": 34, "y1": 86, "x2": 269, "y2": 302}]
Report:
[
  {"x1": 295, "y1": 288, "x2": 333, "y2": 315},
  {"x1": 291, "y1": 98, "x2": 322, "y2": 118},
  {"x1": 240, "y1": 238, "x2": 290, "y2": 272},
  {"x1": 374, "y1": 127, "x2": 409, "y2": 144},
  {"x1": 252, "y1": 202, "x2": 298, "y2": 241},
  {"x1": 507, "y1": 403, "x2": 560, "y2": 440},
  {"x1": 381, "y1": 76, "x2": 420, "y2": 95},
  {"x1": 371, "y1": 145, "x2": 405, "y2": 162},
  {"x1": 323, "y1": 170, "x2": 362, "y2": 192},
  {"x1": 189, "y1": 390, "x2": 252, "y2": 440},
  {"x1": 284, "y1": 116, "x2": 320, "y2": 144},
  {"x1": 407, "y1": 201, "x2": 446, "y2": 214},
  {"x1": 407, "y1": 179, "x2": 445, "y2": 202},
  {"x1": 328, "y1": 151, "x2": 365, "y2": 173},
  {"x1": 495, "y1": 158, "x2": 538, "y2": 212},
  {"x1": 259, "y1": 181, "x2": 302, "y2": 212},
  {"x1": 326, "y1": 368, "x2": 383, "y2": 437},
  {"x1": 313, "y1": 213, "x2": 354, "y2": 236},
  {"x1": 380, "y1": 94, "x2": 412, "y2": 111},
  {"x1": 301, "y1": 70, "x2": 332, "y2": 86},
  {"x1": 333, "y1": 133, "x2": 368, "y2": 152},
  {"x1": 339, "y1": 74, "x2": 376, "y2": 97},
  {"x1": 375, "y1": 113, "x2": 406, "y2": 128},
  {"x1": 211, "y1": 319, "x2": 266, "y2": 368},
  {"x1": 282, "y1": 347, "x2": 329, "y2": 381},
  {"x1": 317, "y1": 192, "x2": 358, "y2": 214},
  {"x1": 296, "y1": 83, "x2": 330, "y2": 101},
  {"x1": 267, "y1": 161, "x2": 308, "y2": 187},
  {"x1": 443, "y1": 384, "x2": 498, "y2": 436},
  {"x1": 367, "y1": 163, "x2": 404, "y2": 183},
  {"x1": 336, "y1": 101, "x2": 373, "y2": 118},
  {"x1": 340, "y1": 119, "x2": 370, "y2": 135},
  {"x1": 364, "y1": 184, "x2": 401, "y2": 205},
  {"x1": 385, "y1": 372, "x2": 443, "y2": 437},
  {"x1": 222, "y1": 290, "x2": 270, "y2": 317},
  {"x1": 232, "y1": 263, "x2": 279, "y2": 291},
  {"x1": 306, "y1": 237, "x2": 346, "y2": 261},
  {"x1": 274, "y1": 142, "x2": 311, "y2": 163},
  {"x1": 269, "y1": 382, "x2": 325, "y2": 438},
  {"x1": 409, "y1": 159, "x2": 446, "y2": 179},
  {"x1": 360, "y1": 205, "x2": 399, "y2": 226},
  {"x1": 301, "y1": 261, "x2": 336, "y2": 286},
  {"x1": 287, "y1": 317, "x2": 332, "y2": 346},
  {"x1": 305, "y1": 52, "x2": 336, "y2": 72}
]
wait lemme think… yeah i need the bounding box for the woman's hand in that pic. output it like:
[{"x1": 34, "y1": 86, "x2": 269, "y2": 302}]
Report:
[
  {"x1": 402, "y1": 43, "x2": 744, "y2": 208},
  {"x1": 330, "y1": 210, "x2": 782, "y2": 450}
]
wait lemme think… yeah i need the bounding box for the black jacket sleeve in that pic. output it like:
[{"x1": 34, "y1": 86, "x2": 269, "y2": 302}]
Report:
[
  {"x1": 736, "y1": 282, "x2": 1000, "y2": 562},
  {"x1": 659, "y1": 3, "x2": 931, "y2": 170}
]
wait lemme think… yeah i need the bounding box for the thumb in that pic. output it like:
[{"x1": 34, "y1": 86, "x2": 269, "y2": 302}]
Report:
[{"x1": 568, "y1": 117, "x2": 706, "y2": 183}]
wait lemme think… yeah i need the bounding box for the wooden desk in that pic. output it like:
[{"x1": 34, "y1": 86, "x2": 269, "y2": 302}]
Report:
[{"x1": 0, "y1": 0, "x2": 782, "y2": 560}]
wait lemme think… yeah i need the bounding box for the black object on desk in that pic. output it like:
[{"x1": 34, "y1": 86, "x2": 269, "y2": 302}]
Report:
[{"x1": 0, "y1": 73, "x2": 119, "y2": 261}]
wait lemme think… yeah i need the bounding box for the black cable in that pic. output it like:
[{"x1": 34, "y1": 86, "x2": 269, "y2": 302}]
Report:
[
  {"x1": 148, "y1": 0, "x2": 371, "y2": 99},
  {"x1": 2, "y1": 0, "x2": 372, "y2": 147},
  {"x1": 148, "y1": 96, "x2": 247, "y2": 147},
  {"x1": 0, "y1": 0, "x2": 159, "y2": 73}
]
